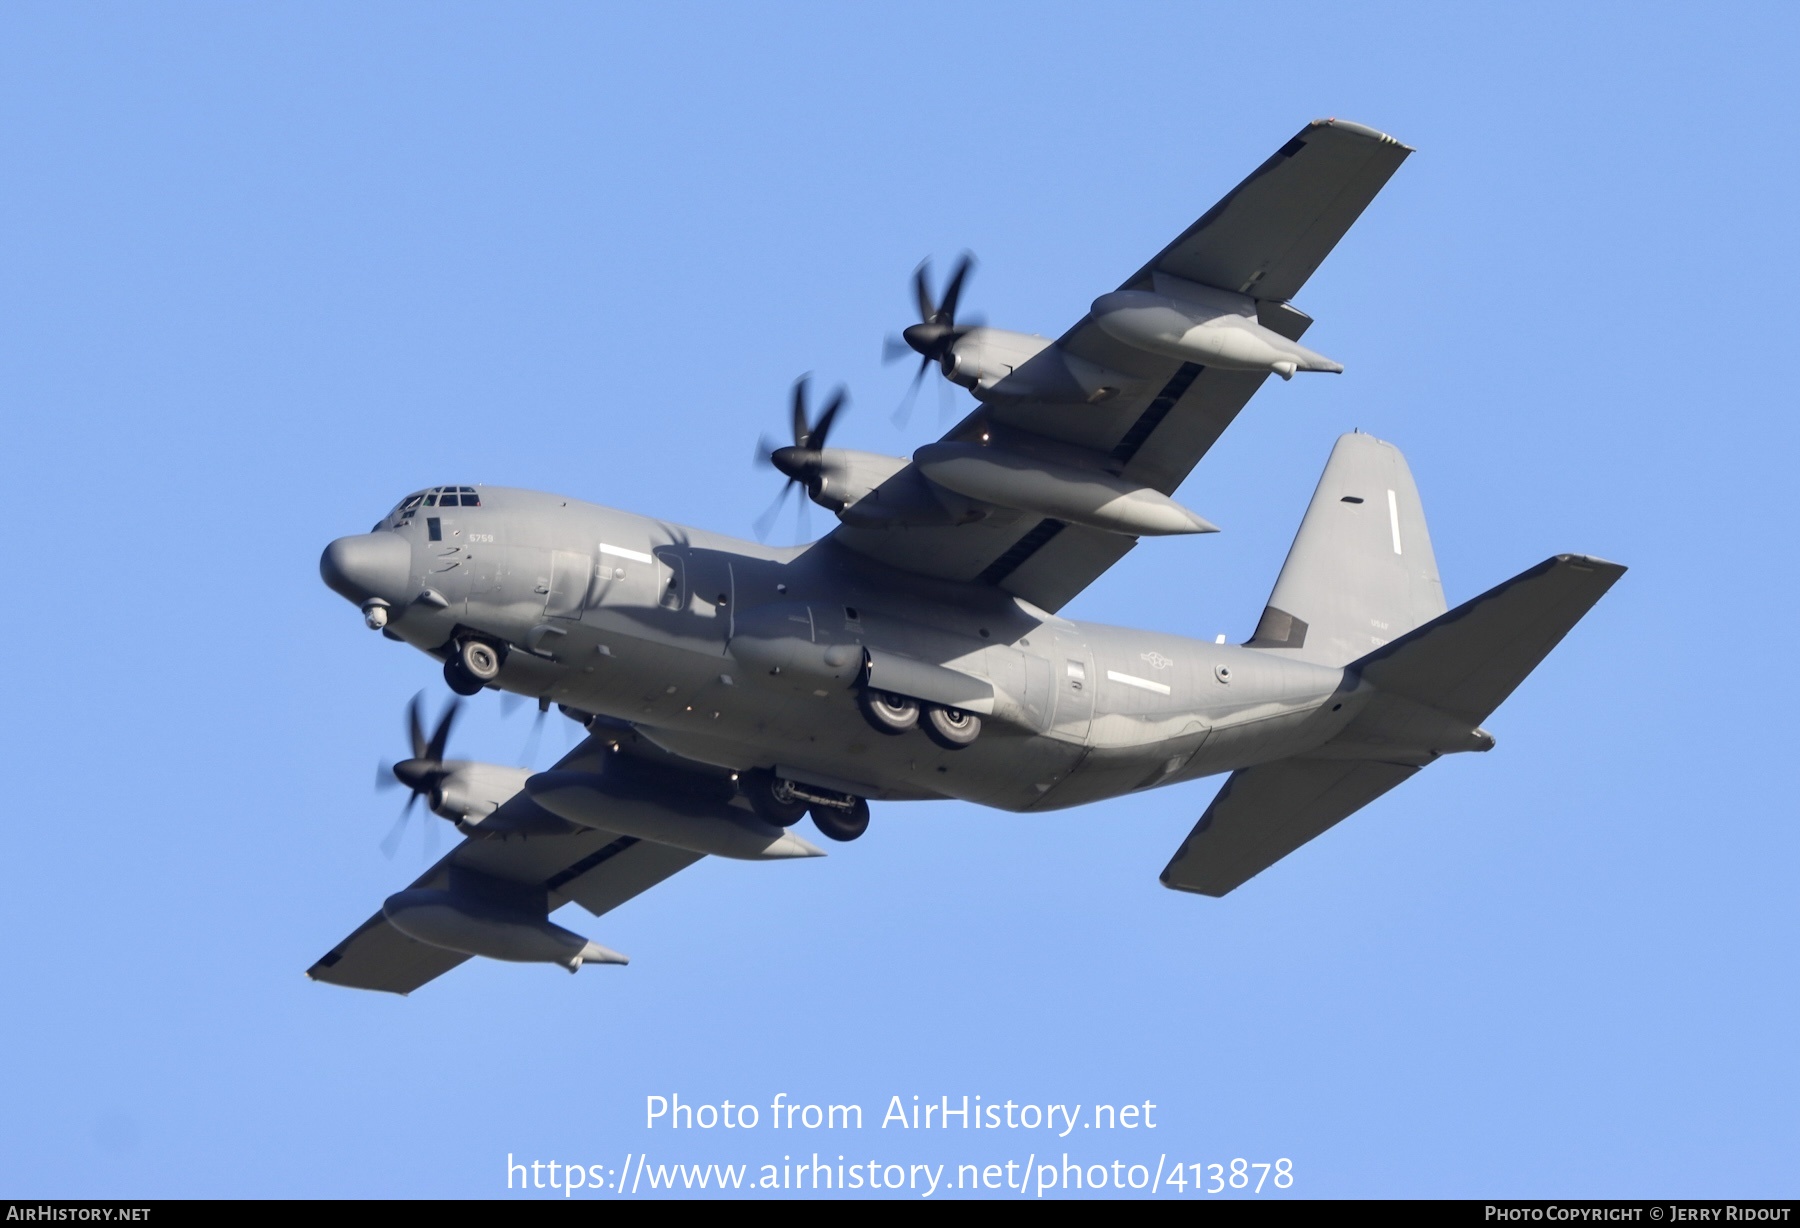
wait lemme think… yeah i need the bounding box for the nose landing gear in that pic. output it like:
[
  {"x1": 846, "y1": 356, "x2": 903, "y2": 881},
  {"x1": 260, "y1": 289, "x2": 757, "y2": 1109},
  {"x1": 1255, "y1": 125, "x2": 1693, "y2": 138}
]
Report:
[{"x1": 443, "y1": 636, "x2": 505, "y2": 696}]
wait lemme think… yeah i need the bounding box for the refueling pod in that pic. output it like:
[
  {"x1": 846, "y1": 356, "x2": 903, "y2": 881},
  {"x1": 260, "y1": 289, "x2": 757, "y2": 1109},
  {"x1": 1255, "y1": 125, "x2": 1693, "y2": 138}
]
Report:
[{"x1": 1091, "y1": 278, "x2": 1342, "y2": 380}]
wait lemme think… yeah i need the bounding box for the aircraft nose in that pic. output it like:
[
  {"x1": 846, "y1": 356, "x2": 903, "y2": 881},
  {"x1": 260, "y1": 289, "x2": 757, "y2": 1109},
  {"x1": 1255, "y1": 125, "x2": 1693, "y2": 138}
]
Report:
[{"x1": 320, "y1": 533, "x2": 413, "y2": 606}]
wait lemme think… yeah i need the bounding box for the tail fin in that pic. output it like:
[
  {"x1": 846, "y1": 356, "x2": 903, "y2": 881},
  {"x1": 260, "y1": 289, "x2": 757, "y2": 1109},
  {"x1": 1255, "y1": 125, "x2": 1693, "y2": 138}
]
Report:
[{"x1": 1248, "y1": 433, "x2": 1446, "y2": 666}]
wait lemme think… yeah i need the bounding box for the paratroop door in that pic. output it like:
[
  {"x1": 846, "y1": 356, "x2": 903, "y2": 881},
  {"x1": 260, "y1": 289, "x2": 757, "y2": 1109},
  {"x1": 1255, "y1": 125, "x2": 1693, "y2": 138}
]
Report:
[{"x1": 544, "y1": 550, "x2": 592, "y2": 619}]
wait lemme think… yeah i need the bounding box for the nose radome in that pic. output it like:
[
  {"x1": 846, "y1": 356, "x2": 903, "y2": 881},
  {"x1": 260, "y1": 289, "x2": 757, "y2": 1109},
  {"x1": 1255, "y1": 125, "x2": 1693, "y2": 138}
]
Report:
[{"x1": 320, "y1": 533, "x2": 413, "y2": 606}]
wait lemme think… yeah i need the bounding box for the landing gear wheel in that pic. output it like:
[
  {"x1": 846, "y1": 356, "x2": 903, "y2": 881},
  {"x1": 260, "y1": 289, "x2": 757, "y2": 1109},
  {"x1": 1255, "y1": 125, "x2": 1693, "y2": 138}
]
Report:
[
  {"x1": 743, "y1": 770, "x2": 808, "y2": 826},
  {"x1": 459, "y1": 637, "x2": 503, "y2": 682},
  {"x1": 923, "y1": 705, "x2": 982, "y2": 749},
  {"x1": 811, "y1": 797, "x2": 870, "y2": 842},
  {"x1": 858, "y1": 689, "x2": 920, "y2": 735},
  {"x1": 443, "y1": 657, "x2": 485, "y2": 696}
]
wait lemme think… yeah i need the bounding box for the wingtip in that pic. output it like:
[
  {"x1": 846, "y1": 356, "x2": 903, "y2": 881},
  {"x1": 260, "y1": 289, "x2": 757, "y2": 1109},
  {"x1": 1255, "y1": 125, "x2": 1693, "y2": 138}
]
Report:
[
  {"x1": 1312, "y1": 117, "x2": 1414, "y2": 152},
  {"x1": 1556, "y1": 553, "x2": 1628, "y2": 577}
]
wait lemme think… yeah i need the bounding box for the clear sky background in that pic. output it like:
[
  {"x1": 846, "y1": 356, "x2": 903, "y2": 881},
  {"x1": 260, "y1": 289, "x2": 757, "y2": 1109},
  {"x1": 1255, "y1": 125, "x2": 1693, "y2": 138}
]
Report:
[{"x1": 3, "y1": 2, "x2": 1795, "y2": 1200}]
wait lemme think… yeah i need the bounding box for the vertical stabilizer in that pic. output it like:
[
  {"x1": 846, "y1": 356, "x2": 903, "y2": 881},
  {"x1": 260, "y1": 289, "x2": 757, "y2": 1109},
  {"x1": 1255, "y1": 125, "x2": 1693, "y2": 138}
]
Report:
[{"x1": 1248, "y1": 433, "x2": 1446, "y2": 666}]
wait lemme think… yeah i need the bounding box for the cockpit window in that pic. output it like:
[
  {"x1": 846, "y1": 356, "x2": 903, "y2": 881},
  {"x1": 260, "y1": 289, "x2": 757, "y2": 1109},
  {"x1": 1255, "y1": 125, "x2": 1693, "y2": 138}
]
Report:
[
  {"x1": 414, "y1": 486, "x2": 481, "y2": 508},
  {"x1": 388, "y1": 487, "x2": 478, "y2": 525}
]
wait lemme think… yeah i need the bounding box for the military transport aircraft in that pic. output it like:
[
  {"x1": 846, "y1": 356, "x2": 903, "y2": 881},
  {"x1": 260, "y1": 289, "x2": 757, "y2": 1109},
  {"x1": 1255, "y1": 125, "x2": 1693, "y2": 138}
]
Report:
[{"x1": 310, "y1": 119, "x2": 1623, "y2": 993}]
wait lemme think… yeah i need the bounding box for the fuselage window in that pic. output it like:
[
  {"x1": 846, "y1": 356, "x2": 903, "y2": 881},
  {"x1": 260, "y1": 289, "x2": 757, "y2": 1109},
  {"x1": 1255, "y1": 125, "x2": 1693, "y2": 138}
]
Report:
[{"x1": 428, "y1": 517, "x2": 442, "y2": 542}]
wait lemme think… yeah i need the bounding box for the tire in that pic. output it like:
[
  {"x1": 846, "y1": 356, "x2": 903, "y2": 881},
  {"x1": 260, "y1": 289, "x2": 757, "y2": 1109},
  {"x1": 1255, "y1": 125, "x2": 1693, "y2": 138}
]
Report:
[
  {"x1": 858, "y1": 688, "x2": 920, "y2": 735},
  {"x1": 443, "y1": 657, "x2": 485, "y2": 696},
  {"x1": 811, "y1": 797, "x2": 870, "y2": 842},
  {"x1": 743, "y1": 770, "x2": 808, "y2": 826},
  {"x1": 459, "y1": 638, "x2": 503, "y2": 682},
  {"x1": 923, "y1": 705, "x2": 981, "y2": 749}
]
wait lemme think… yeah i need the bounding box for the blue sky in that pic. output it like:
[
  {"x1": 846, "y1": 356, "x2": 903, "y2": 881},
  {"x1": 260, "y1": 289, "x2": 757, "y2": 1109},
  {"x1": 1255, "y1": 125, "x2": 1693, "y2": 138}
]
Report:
[{"x1": 2, "y1": 2, "x2": 1795, "y2": 1199}]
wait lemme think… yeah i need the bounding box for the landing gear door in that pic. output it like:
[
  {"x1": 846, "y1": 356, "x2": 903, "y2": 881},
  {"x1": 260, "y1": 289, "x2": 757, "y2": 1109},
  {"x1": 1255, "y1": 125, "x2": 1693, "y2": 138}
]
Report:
[{"x1": 545, "y1": 550, "x2": 593, "y2": 620}]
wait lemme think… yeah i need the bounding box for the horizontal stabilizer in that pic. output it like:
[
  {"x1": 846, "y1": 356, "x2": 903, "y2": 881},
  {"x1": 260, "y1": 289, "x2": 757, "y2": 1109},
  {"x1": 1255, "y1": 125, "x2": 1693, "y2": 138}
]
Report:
[
  {"x1": 1353, "y1": 554, "x2": 1626, "y2": 726},
  {"x1": 1161, "y1": 759, "x2": 1418, "y2": 897}
]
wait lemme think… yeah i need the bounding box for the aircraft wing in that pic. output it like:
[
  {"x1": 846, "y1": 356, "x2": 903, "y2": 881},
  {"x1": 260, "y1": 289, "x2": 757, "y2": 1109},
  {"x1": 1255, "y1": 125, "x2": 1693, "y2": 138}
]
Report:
[
  {"x1": 830, "y1": 119, "x2": 1411, "y2": 612},
  {"x1": 307, "y1": 731, "x2": 706, "y2": 995}
]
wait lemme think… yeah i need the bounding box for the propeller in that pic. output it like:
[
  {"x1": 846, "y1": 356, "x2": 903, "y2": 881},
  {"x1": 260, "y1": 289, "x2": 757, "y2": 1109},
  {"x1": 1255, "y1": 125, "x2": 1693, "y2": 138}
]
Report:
[
  {"x1": 499, "y1": 691, "x2": 553, "y2": 766},
  {"x1": 752, "y1": 375, "x2": 848, "y2": 541},
  {"x1": 375, "y1": 692, "x2": 461, "y2": 858},
  {"x1": 885, "y1": 253, "x2": 977, "y2": 427}
]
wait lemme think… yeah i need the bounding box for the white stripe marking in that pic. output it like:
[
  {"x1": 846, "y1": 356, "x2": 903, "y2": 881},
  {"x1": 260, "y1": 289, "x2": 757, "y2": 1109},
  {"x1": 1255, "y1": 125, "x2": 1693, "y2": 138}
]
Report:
[
  {"x1": 599, "y1": 542, "x2": 653, "y2": 564},
  {"x1": 1387, "y1": 489, "x2": 1402, "y2": 555},
  {"x1": 1106, "y1": 669, "x2": 1171, "y2": 696}
]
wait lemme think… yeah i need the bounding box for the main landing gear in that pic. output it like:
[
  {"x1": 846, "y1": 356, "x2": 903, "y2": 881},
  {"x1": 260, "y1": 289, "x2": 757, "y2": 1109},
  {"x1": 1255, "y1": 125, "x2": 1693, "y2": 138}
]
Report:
[
  {"x1": 741, "y1": 770, "x2": 871, "y2": 843},
  {"x1": 858, "y1": 687, "x2": 981, "y2": 749},
  {"x1": 443, "y1": 636, "x2": 504, "y2": 696}
]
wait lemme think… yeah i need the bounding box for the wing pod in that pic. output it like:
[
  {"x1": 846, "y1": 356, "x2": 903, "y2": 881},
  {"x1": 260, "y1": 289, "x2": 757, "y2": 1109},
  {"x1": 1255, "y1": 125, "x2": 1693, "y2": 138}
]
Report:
[
  {"x1": 383, "y1": 887, "x2": 626, "y2": 973},
  {"x1": 914, "y1": 442, "x2": 1218, "y2": 537},
  {"x1": 1091, "y1": 280, "x2": 1342, "y2": 380},
  {"x1": 526, "y1": 769, "x2": 825, "y2": 861}
]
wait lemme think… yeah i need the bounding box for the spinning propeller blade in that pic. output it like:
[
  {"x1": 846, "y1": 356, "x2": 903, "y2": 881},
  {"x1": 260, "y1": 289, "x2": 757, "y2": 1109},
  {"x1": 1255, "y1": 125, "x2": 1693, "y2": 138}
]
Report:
[
  {"x1": 751, "y1": 374, "x2": 850, "y2": 542},
  {"x1": 891, "y1": 254, "x2": 977, "y2": 428},
  {"x1": 375, "y1": 692, "x2": 462, "y2": 859}
]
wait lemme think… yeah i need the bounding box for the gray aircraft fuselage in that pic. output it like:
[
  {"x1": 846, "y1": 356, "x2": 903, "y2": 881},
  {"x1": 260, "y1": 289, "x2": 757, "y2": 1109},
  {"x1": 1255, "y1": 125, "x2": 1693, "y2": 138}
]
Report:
[{"x1": 324, "y1": 484, "x2": 1391, "y2": 814}]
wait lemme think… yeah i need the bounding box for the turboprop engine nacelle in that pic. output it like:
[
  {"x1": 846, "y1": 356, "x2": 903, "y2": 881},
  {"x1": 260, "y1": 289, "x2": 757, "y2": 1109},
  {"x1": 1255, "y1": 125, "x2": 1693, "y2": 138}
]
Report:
[
  {"x1": 806, "y1": 449, "x2": 911, "y2": 513},
  {"x1": 1091, "y1": 281, "x2": 1341, "y2": 380},
  {"x1": 429, "y1": 762, "x2": 533, "y2": 830},
  {"x1": 383, "y1": 888, "x2": 626, "y2": 973},
  {"x1": 940, "y1": 327, "x2": 1057, "y2": 393}
]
